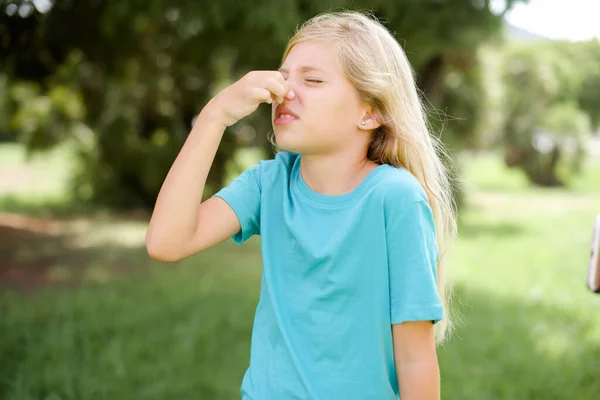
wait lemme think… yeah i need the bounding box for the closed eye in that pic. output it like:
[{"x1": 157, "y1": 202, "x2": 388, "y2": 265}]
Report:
[{"x1": 306, "y1": 79, "x2": 323, "y2": 83}]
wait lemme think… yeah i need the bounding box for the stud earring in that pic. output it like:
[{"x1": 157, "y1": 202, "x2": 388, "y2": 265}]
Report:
[{"x1": 361, "y1": 121, "x2": 366, "y2": 126}]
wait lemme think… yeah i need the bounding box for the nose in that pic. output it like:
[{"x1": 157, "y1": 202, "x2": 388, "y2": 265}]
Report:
[
  {"x1": 283, "y1": 79, "x2": 297, "y2": 100},
  {"x1": 285, "y1": 88, "x2": 296, "y2": 101},
  {"x1": 273, "y1": 81, "x2": 296, "y2": 108}
]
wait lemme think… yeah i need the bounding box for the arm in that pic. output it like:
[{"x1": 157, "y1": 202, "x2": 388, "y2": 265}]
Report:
[
  {"x1": 145, "y1": 71, "x2": 291, "y2": 261},
  {"x1": 145, "y1": 105, "x2": 240, "y2": 262},
  {"x1": 392, "y1": 321, "x2": 440, "y2": 400},
  {"x1": 384, "y1": 192, "x2": 444, "y2": 398}
]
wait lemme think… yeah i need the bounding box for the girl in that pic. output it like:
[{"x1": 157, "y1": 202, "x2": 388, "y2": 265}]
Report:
[{"x1": 146, "y1": 10, "x2": 457, "y2": 400}]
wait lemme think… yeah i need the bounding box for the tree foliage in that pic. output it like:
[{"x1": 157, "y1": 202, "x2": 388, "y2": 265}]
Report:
[
  {"x1": 501, "y1": 38, "x2": 599, "y2": 186},
  {"x1": 1, "y1": 0, "x2": 526, "y2": 207}
]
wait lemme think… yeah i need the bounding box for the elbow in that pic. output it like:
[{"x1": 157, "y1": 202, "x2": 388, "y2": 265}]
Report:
[
  {"x1": 145, "y1": 230, "x2": 184, "y2": 263},
  {"x1": 146, "y1": 245, "x2": 181, "y2": 263}
]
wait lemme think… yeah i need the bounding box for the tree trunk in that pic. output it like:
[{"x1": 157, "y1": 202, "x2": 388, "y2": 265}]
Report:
[
  {"x1": 416, "y1": 55, "x2": 444, "y2": 100},
  {"x1": 522, "y1": 146, "x2": 564, "y2": 187}
]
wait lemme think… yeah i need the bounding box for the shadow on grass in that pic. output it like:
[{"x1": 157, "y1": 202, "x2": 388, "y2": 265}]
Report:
[
  {"x1": 440, "y1": 284, "x2": 600, "y2": 399},
  {"x1": 0, "y1": 239, "x2": 262, "y2": 400},
  {"x1": 0, "y1": 209, "x2": 152, "y2": 292}
]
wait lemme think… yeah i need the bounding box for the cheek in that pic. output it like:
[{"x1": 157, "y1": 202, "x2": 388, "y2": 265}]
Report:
[
  {"x1": 304, "y1": 89, "x2": 353, "y2": 124},
  {"x1": 285, "y1": 84, "x2": 361, "y2": 137},
  {"x1": 318, "y1": 94, "x2": 360, "y2": 131}
]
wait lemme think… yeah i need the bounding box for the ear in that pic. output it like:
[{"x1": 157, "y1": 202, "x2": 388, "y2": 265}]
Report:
[{"x1": 358, "y1": 108, "x2": 383, "y2": 131}]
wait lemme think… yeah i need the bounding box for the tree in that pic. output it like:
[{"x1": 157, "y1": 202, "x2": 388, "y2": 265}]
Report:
[
  {"x1": 574, "y1": 40, "x2": 600, "y2": 130},
  {"x1": 500, "y1": 39, "x2": 598, "y2": 186},
  {"x1": 0, "y1": 0, "x2": 526, "y2": 208}
]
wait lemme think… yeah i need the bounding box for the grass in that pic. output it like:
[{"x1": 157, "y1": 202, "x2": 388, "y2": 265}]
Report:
[
  {"x1": 440, "y1": 152, "x2": 600, "y2": 399},
  {"x1": 1, "y1": 241, "x2": 262, "y2": 400},
  {"x1": 1, "y1": 144, "x2": 600, "y2": 399}
]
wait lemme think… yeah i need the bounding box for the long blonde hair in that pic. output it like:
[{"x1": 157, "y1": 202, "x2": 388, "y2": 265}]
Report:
[{"x1": 282, "y1": 10, "x2": 459, "y2": 344}]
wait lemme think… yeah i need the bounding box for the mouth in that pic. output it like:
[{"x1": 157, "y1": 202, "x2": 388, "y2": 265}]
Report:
[{"x1": 274, "y1": 106, "x2": 299, "y2": 126}]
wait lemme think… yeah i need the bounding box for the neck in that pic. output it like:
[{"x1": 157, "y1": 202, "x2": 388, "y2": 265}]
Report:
[{"x1": 299, "y1": 149, "x2": 378, "y2": 196}]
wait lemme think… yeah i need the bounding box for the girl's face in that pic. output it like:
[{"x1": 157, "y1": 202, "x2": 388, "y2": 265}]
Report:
[{"x1": 272, "y1": 40, "x2": 369, "y2": 155}]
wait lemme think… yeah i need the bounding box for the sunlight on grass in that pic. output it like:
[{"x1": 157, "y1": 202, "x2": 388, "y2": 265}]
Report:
[
  {"x1": 460, "y1": 151, "x2": 531, "y2": 192},
  {"x1": 572, "y1": 157, "x2": 600, "y2": 193},
  {"x1": 0, "y1": 142, "x2": 76, "y2": 209},
  {"x1": 0, "y1": 143, "x2": 26, "y2": 166}
]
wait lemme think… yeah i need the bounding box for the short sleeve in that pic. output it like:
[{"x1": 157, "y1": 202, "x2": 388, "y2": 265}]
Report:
[
  {"x1": 213, "y1": 163, "x2": 262, "y2": 244},
  {"x1": 387, "y1": 200, "x2": 443, "y2": 325}
]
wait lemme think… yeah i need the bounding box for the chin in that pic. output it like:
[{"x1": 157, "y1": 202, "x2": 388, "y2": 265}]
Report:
[
  {"x1": 273, "y1": 129, "x2": 294, "y2": 149},
  {"x1": 273, "y1": 136, "x2": 304, "y2": 154},
  {"x1": 274, "y1": 139, "x2": 323, "y2": 156},
  {"x1": 273, "y1": 126, "x2": 326, "y2": 155}
]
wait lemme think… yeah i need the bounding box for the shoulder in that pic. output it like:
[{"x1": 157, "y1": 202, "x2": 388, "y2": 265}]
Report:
[
  {"x1": 374, "y1": 167, "x2": 437, "y2": 237},
  {"x1": 270, "y1": 151, "x2": 299, "y2": 169},
  {"x1": 250, "y1": 151, "x2": 298, "y2": 185},
  {"x1": 372, "y1": 165, "x2": 429, "y2": 210},
  {"x1": 257, "y1": 151, "x2": 297, "y2": 173}
]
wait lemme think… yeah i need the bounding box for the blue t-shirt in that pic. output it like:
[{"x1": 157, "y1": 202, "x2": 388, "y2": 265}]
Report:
[{"x1": 214, "y1": 152, "x2": 443, "y2": 400}]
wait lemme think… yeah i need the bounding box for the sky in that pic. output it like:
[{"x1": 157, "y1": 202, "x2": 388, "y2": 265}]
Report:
[
  {"x1": 491, "y1": 0, "x2": 600, "y2": 41},
  {"x1": 23, "y1": 0, "x2": 600, "y2": 42}
]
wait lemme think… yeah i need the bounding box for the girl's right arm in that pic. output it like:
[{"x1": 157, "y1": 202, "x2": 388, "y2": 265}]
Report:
[{"x1": 145, "y1": 71, "x2": 291, "y2": 262}]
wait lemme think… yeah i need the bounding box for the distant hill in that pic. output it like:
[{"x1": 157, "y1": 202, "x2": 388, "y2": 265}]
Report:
[{"x1": 504, "y1": 23, "x2": 550, "y2": 42}]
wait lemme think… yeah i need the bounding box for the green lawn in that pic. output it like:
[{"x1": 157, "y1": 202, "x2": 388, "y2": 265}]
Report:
[
  {"x1": 1, "y1": 145, "x2": 600, "y2": 399},
  {"x1": 441, "y1": 153, "x2": 600, "y2": 399}
]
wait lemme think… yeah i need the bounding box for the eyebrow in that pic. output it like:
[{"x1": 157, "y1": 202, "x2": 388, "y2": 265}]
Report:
[{"x1": 278, "y1": 65, "x2": 326, "y2": 74}]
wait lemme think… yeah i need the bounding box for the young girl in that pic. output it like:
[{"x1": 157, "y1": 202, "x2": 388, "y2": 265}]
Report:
[{"x1": 146, "y1": 10, "x2": 457, "y2": 400}]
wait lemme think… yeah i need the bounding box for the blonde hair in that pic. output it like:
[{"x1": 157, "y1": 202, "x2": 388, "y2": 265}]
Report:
[{"x1": 282, "y1": 10, "x2": 459, "y2": 344}]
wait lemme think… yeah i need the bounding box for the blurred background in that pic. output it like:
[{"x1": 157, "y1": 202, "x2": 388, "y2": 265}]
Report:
[{"x1": 1, "y1": 0, "x2": 599, "y2": 398}]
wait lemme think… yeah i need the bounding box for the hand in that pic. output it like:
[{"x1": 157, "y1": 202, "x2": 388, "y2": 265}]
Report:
[{"x1": 210, "y1": 71, "x2": 295, "y2": 127}]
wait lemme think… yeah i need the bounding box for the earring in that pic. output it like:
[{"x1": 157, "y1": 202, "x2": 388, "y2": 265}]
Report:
[{"x1": 361, "y1": 121, "x2": 366, "y2": 126}]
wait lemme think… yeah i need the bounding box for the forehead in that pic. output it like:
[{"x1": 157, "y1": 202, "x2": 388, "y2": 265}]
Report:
[{"x1": 280, "y1": 40, "x2": 341, "y2": 73}]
